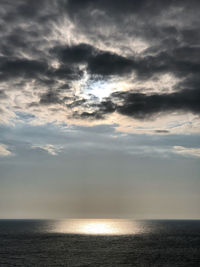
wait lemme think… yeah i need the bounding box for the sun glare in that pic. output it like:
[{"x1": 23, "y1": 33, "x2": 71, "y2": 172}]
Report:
[
  {"x1": 88, "y1": 80, "x2": 113, "y2": 100},
  {"x1": 51, "y1": 219, "x2": 142, "y2": 235},
  {"x1": 79, "y1": 221, "x2": 116, "y2": 235}
]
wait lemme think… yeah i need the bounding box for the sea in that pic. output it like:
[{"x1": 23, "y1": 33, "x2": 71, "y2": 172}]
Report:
[{"x1": 0, "y1": 219, "x2": 200, "y2": 266}]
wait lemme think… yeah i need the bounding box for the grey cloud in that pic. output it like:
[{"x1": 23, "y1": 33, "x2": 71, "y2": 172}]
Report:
[
  {"x1": 0, "y1": 90, "x2": 7, "y2": 99},
  {"x1": 0, "y1": 0, "x2": 200, "y2": 124},
  {"x1": 114, "y1": 88, "x2": 200, "y2": 119},
  {"x1": 154, "y1": 130, "x2": 170, "y2": 134},
  {"x1": 65, "y1": 0, "x2": 200, "y2": 47},
  {"x1": 51, "y1": 43, "x2": 94, "y2": 64},
  {"x1": 1, "y1": 44, "x2": 199, "y2": 85},
  {"x1": 66, "y1": 99, "x2": 87, "y2": 109},
  {"x1": 0, "y1": 59, "x2": 48, "y2": 81},
  {"x1": 76, "y1": 88, "x2": 200, "y2": 120},
  {"x1": 0, "y1": 57, "x2": 83, "y2": 84},
  {"x1": 51, "y1": 43, "x2": 133, "y2": 76},
  {"x1": 66, "y1": 0, "x2": 194, "y2": 18},
  {"x1": 51, "y1": 43, "x2": 200, "y2": 79},
  {"x1": 87, "y1": 52, "x2": 133, "y2": 76},
  {"x1": 40, "y1": 91, "x2": 63, "y2": 105}
]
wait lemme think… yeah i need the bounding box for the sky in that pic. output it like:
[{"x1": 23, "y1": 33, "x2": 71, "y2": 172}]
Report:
[{"x1": 0, "y1": 0, "x2": 200, "y2": 219}]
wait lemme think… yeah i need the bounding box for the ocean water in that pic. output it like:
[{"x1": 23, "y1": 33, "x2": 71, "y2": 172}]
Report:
[{"x1": 0, "y1": 219, "x2": 200, "y2": 266}]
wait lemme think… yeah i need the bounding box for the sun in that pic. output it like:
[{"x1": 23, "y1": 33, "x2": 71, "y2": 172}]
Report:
[
  {"x1": 78, "y1": 71, "x2": 116, "y2": 101},
  {"x1": 88, "y1": 80, "x2": 114, "y2": 100}
]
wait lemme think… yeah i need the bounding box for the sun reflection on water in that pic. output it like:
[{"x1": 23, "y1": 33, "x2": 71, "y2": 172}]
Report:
[{"x1": 51, "y1": 219, "x2": 143, "y2": 235}]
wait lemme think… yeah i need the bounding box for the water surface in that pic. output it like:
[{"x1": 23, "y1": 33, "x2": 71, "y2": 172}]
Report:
[{"x1": 0, "y1": 219, "x2": 200, "y2": 266}]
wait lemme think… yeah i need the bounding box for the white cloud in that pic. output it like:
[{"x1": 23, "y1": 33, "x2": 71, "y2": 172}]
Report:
[
  {"x1": 0, "y1": 144, "x2": 12, "y2": 157},
  {"x1": 174, "y1": 146, "x2": 200, "y2": 158},
  {"x1": 31, "y1": 144, "x2": 63, "y2": 156}
]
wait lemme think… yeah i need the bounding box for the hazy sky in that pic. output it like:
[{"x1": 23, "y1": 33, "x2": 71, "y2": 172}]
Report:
[{"x1": 0, "y1": 0, "x2": 200, "y2": 219}]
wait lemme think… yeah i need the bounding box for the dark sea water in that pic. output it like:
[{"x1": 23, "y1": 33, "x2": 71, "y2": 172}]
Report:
[{"x1": 0, "y1": 219, "x2": 200, "y2": 266}]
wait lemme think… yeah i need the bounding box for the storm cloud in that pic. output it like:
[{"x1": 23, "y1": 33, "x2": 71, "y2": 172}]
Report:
[
  {"x1": 76, "y1": 88, "x2": 200, "y2": 120},
  {"x1": 0, "y1": 0, "x2": 199, "y2": 132}
]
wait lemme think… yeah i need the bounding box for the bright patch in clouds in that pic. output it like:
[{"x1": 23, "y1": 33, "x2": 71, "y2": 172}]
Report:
[
  {"x1": 32, "y1": 144, "x2": 62, "y2": 156},
  {"x1": 0, "y1": 144, "x2": 12, "y2": 157},
  {"x1": 86, "y1": 80, "x2": 114, "y2": 100},
  {"x1": 174, "y1": 146, "x2": 200, "y2": 158}
]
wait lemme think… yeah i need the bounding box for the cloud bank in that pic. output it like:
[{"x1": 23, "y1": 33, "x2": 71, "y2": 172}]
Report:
[{"x1": 0, "y1": 0, "x2": 199, "y2": 134}]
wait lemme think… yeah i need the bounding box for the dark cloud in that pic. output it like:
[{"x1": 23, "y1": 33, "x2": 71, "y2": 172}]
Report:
[
  {"x1": 2, "y1": 0, "x2": 60, "y2": 23},
  {"x1": 154, "y1": 130, "x2": 170, "y2": 134},
  {"x1": 51, "y1": 43, "x2": 94, "y2": 64},
  {"x1": 0, "y1": 57, "x2": 83, "y2": 88},
  {"x1": 66, "y1": 0, "x2": 200, "y2": 24},
  {"x1": 0, "y1": 0, "x2": 200, "y2": 124},
  {"x1": 15, "y1": 0, "x2": 51, "y2": 19},
  {"x1": 114, "y1": 88, "x2": 200, "y2": 118},
  {"x1": 66, "y1": 99, "x2": 87, "y2": 109},
  {"x1": 51, "y1": 43, "x2": 200, "y2": 79},
  {"x1": 51, "y1": 43, "x2": 133, "y2": 76},
  {"x1": 0, "y1": 59, "x2": 48, "y2": 81},
  {"x1": 47, "y1": 65, "x2": 83, "y2": 81},
  {"x1": 0, "y1": 1, "x2": 59, "y2": 57},
  {"x1": 73, "y1": 99, "x2": 116, "y2": 120},
  {"x1": 87, "y1": 52, "x2": 133, "y2": 76},
  {"x1": 40, "y1": 91, "x2": 63, "y2": 105},
  {"x1": 134, "y1": 48, "x2": 200, "y2": 79},
  {"x1": 1, "y1": 44, "x2": 199, "y2": 85},
  {"x1": 66, "y1": 0, "x2": 192, "y2": 18},
  {"x1": 76, "y1": 88, "x2": 200, "y2": 120},
  {"x1": 0, "y1": 90, "x2": 7, "y2": 99},
  {"x1": 65, "y1": 0, "x2": 200, "y2": 46}
]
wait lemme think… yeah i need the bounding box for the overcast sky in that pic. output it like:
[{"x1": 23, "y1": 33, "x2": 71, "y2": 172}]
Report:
[{"x1": 0, "y1": 0, "x2": 200, "y2": 219}]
